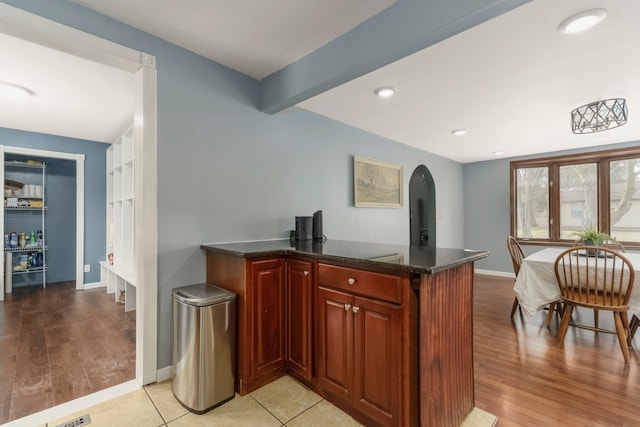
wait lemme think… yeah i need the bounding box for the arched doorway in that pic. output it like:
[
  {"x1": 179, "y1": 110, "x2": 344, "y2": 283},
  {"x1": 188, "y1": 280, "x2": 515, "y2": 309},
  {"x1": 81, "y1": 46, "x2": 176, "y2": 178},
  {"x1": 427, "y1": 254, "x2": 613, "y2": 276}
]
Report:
[{"x1": 409, "y1": 165, "x2": 436, "y2": 247}]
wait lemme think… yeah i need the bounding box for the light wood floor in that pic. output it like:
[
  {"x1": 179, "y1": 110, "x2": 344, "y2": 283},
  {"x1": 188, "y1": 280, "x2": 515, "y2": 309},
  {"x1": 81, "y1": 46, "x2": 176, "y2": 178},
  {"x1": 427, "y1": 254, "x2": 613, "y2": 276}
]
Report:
[{"x1": 474, "y1": 274, "x2": 640, "y2": 426}]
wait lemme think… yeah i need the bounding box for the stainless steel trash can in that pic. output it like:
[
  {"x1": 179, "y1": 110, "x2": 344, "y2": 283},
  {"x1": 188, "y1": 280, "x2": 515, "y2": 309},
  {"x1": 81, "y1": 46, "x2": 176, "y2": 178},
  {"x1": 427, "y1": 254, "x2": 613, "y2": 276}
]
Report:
[{"x1": 172, "y1": 283, "x2": 236, "y2": 413}]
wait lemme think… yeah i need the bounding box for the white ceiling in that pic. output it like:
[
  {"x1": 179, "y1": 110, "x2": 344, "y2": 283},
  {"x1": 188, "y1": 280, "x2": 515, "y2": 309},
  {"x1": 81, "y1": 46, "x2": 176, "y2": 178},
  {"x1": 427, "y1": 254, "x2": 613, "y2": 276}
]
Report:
[
  {"x1": 0, "y1": 32, "x2": 135, "y2": 143},
  {"x1": 70, "y1": 0, "x2": 397, "y2": 81},
  {"x1": 298, "y1": 0, "x2": 640, "y2": 163},
  {"x1": 1, "y1": 0, "x2": 639, "y2": 163}
]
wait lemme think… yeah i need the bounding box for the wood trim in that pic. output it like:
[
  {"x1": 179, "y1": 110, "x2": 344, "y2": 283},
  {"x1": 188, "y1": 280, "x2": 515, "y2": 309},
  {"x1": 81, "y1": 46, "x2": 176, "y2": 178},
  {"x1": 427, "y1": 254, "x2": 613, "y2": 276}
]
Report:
[
  {"x1": 511, "y1": 145, "x2": 640, "y2": 245},
  {"x1": 419, "y1": 263, "x2": 474, "y2": 427},
  {"x1": 511, "y1": 145, "x2": 640, "y2": 167}
]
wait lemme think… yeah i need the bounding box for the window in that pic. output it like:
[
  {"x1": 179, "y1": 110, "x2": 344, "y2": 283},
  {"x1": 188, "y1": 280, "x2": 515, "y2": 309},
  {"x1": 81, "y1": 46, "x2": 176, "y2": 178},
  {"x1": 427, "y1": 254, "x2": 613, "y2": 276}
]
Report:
[
  {"x1": 559, "y1": 163, "x2": 597, "y2": 239},
  {"x1": 511, "y1": 147, "x2": 640, "y2": 246},
  {"x1": 610, "y1": 157, "x2": 640, "y2": 242},
  {"x1": 514, "y1": 167, "x2": 549, "y2": 239}
]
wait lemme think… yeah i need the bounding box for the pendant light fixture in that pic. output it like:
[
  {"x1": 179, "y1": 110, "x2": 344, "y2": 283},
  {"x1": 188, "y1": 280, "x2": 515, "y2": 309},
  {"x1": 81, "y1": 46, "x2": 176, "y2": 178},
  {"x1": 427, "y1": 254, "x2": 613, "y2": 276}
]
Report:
[{"x1": 571, "y1": 98, "x2": 627, "y2": 134}]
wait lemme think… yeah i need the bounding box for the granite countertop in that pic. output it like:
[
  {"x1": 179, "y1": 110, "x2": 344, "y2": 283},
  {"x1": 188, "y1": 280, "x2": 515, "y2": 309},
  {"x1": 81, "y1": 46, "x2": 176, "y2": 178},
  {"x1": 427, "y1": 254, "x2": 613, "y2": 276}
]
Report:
[{"x1": 201, "y1": 239, "x2": 488, "y2": 274}]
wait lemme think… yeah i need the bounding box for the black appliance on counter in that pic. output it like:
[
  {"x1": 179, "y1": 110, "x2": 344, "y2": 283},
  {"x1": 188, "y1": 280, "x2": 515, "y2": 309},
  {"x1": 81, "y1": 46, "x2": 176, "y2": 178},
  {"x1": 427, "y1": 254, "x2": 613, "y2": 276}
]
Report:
[
  {"x1": 295, "y1": 216, "x2": 312, "y2": 240},
  {"x1": 312, "y1": 210, "x2": 323, "y2": 241},
  {"x1": 293, "y1": 210, "x2": 323, "y2": 241}
]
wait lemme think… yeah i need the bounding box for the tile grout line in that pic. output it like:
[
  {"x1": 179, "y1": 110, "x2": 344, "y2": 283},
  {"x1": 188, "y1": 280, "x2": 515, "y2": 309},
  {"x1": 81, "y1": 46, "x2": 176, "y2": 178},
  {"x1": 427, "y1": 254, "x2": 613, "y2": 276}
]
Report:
[
  {"x1": 280, "y1": 398, "x2": 326, "y2": 426},
  {"x1": 142, "y1": 385, "x2": 169, "y2": 426},
  {"x1": 248, "y1": 395, "x2": 286, "y2": 426}
]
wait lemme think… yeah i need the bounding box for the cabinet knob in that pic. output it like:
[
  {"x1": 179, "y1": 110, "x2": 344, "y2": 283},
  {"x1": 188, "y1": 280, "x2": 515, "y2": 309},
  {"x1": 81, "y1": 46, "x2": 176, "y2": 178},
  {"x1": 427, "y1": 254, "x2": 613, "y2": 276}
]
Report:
[
  {"x1": 344, "y1": 304, "x2": 352, "y2": 311},
  {"x1": 303, "y1": 270, "x2": 309, "y2": 276},
  {"x1": 347, "y1": 278, "x2": 356, "y2": 285},
  {"x1": 352, "y1": 306, "x2": 359, "y2": 313}
]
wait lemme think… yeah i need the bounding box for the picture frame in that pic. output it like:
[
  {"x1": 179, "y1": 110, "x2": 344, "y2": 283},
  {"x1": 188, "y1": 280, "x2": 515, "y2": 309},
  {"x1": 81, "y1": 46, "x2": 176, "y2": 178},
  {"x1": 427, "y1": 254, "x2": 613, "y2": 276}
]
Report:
[{"x1": 354, "y1": 156, "x2": 403, "y2": 208}]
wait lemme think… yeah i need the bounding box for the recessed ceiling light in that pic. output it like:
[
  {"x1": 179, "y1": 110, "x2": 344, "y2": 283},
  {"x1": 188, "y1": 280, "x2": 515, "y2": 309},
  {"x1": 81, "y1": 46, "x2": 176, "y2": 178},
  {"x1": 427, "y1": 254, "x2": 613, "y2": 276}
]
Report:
[
  {"x1": 558, "y1": 9, "x2": 606, "y2": 34},
  {"x1": 493, "y1": 151, "x2": 505, "y2": 156},
  {"x1": 451, "y1": 129, "x2": 468, "y2": 136},
  {"x1": 0, "y1": 82, "x2": 34, "y2": 100},
  {"x1": 374, "y1": 86, "x2": 396, "y2": 98}
]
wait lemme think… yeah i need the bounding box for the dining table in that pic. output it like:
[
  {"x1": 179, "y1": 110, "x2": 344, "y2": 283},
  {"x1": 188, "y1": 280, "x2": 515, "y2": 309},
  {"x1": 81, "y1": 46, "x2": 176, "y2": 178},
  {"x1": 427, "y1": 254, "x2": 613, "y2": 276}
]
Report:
[{"x1": 513, "y1": 247, "x2": 640, "y2": 318}]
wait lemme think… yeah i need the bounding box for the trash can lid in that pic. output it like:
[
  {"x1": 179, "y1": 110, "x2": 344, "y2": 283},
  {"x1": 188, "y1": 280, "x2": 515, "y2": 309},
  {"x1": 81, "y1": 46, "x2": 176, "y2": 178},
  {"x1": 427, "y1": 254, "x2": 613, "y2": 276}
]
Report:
[{"x1": 172, "y1": 283, "x2": 237, "y2": 306}]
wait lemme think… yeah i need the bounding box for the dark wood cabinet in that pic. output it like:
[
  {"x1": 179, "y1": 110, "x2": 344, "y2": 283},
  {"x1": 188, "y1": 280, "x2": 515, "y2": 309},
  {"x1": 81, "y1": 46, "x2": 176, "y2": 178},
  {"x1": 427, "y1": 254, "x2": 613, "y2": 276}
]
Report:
[
  {"x1": 206, "y1": 251, "x2": 416, "y2": 425},
  {"x1": 249, "y1": 259, "x2": 285, "y2": 381},
  {"x1": 317, "y1": 263, "x2": 403, "y2": 427},
  {"x1": 205, "y1": 241, "x2": 482, "y2": 427},
  {"x1": 286, "y1": 259, "x2": 314, "y2": 381},
  {"x1": 353, "y1": 295, "x2": 401, "y2": 425},
  {"x1": 317, "y1": 286, "x2": 353, "y2": 400}
]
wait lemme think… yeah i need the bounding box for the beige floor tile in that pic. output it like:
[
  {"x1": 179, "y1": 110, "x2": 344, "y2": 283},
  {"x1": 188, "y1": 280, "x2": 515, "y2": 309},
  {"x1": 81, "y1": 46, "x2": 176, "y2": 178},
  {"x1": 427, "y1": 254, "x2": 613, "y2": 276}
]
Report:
[
  {"x1": 460, "y1": 407, "x2": 498, "y2": 427},
  {"x1": 48, "y1": 389, "x2": 164, "y2": 427},
  {"x1": 249, "y1": 376, "x2": 322, "y2": 423},
  {"x1": 144, "y1": 379, "x2": 189, "y2": 423},
  {"x1": 167, "y1": 394, "x2": 282, "y2": 427},
  {"x1": 285, "y1": 400, "x2": 362, "y2": 427},
  {"x1": 168, "y1": 394, "x2": 281, "y2": 427}
]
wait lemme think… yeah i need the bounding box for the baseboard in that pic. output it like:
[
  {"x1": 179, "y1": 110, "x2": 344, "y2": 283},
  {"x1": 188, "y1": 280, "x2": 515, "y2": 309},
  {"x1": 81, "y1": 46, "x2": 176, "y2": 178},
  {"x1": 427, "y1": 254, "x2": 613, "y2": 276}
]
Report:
[
  {"x1": 83, "y1": 281, "x2": 104, "y2": 290},
  {"x1": 3, "y1": 380, "x2": 140, "y2": 427},
  {"x1": 156, "y1": 365, "x2": 173, "y2": 383},
  {"x1": 475, "y1": 269, "x2": 514, "y2": 279}
]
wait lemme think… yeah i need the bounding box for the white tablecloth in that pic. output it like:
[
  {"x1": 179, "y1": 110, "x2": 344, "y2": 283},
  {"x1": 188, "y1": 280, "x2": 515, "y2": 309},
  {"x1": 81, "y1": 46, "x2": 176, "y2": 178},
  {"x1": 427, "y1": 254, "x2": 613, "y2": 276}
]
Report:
[{"x1": 513, "y1": 248, "x2": 640, "y2": 317}]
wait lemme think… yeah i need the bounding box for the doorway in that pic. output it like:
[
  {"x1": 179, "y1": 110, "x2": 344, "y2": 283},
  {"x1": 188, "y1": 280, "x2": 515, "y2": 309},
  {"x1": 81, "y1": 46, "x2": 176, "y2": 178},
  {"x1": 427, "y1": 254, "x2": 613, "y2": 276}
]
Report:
[
  {"x1": 409, "y1": 165, "x2": 436, "y2": 247},
  {"x1": 0, "y1": 3, "x2": 158, "y2": 422},
  {"x1": 0, "y1": 147, "x2": 85, "y2": 290}
]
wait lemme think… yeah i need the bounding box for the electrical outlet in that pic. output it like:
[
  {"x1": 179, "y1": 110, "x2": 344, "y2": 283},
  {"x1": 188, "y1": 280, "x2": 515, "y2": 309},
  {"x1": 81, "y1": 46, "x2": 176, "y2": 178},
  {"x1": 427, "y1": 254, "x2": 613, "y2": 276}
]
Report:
[{"x1": 84, "y1": 264, "x2": 90, "y2": 273}]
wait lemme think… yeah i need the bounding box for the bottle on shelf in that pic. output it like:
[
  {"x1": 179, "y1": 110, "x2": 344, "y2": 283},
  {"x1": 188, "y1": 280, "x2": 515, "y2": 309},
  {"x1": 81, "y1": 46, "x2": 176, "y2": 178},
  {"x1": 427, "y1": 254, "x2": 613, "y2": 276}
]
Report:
[
  {"x1": 37, "y1": 230, "x2": 43, "y2": 247},
  {"x1": 19, "y1": 232, "x2": 26, "y2": 249},
  {"x1": 10, "y1": 232, "x2": 17, "y2": 248},
  {"x1": 18, "y1": 254, "x2": 27, "y2": 270},
  {"x1": 29, "y1": 230, "x2": 36, "y2": 244}
]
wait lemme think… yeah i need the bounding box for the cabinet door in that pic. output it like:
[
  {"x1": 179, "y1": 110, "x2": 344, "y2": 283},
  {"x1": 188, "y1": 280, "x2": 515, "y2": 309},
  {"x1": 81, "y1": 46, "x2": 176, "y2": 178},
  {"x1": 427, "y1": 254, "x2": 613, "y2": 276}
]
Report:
[
  {"x1": 250, "y1": 259, "x2": 285, "y2": 379},
  {"x1": 286, "y1": 259, "x2": 313, "y2": 380},
  {"x1": 316, "y1": 286, "x2": 354, "y2": 401},
  {"x1": 353, "y1": 295, "x2": 402, "y2": 426}
]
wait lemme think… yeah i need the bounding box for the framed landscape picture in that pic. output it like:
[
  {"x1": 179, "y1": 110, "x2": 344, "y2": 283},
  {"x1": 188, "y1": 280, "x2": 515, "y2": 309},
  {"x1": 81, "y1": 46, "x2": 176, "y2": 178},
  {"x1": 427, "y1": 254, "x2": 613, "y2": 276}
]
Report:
[{"x1": 354, "y1": 156, "x2": 403, "y2": 208}]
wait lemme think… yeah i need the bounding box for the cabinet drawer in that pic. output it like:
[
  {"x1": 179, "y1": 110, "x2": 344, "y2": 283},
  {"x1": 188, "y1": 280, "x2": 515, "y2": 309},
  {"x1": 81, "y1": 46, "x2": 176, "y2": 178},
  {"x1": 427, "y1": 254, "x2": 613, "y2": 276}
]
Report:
[{"x1": 318, "y1": 263, "x2": 401, "y2": 304}]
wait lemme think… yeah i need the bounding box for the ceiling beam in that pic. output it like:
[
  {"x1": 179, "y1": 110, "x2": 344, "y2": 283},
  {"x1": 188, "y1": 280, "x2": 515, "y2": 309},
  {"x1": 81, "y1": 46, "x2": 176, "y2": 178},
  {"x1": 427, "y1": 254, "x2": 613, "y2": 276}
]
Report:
[{"x1": 259, "y1": 0, "x2": 530, "y2": 114}]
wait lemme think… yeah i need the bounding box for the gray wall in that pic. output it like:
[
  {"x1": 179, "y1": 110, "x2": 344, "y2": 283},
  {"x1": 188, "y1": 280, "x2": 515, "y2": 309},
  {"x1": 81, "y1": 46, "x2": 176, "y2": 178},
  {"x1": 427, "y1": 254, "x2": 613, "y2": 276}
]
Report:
[
  {"x1": 155, "y1": 43, "x2": 465, "y2": 369},
  {"x1": 463, "y1": 140, "x2": 640, "y2": 274},
  {"x1": 0, "y1": 127, "x2": 106, "y2": 284},
  {"x1": 5, "y1": 0, "x2": 467, "y2": 369}
]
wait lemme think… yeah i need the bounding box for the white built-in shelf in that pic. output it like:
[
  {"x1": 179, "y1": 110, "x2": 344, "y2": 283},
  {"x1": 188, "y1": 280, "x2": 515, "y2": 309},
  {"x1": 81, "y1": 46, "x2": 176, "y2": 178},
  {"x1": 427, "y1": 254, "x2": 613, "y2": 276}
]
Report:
[{"x1": 103, "y1": 126, "x2": 136, "y2": 312}]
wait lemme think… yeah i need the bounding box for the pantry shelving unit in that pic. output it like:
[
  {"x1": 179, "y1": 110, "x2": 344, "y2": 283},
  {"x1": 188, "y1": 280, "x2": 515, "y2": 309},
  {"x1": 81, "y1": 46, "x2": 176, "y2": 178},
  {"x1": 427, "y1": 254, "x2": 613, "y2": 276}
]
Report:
[
  {"x1": 100, "y1": 127, "x2": 136, "y2": 312},
  {"x1": 4, "y1": 160, "x2": 47, "y2": 288}
]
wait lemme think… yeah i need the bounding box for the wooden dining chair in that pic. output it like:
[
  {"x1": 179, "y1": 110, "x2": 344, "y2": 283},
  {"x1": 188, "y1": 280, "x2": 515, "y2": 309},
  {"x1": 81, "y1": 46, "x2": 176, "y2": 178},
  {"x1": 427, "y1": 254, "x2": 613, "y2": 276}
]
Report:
[
  {"x1": 507, "y1": 236, "x2": 525, "y2": 317},
  {"x1": 554, "y1": 246, "x2": 635, "y2": 363},
  {"x1": 571, "y1": 239, "x2": 625, "y2": 329},
  {"x1": 508, "y1": 236, "x2": 561, "y2": 324},
  {"x1": 631, "y1": 315, "x2": 639, "y2": 344}
]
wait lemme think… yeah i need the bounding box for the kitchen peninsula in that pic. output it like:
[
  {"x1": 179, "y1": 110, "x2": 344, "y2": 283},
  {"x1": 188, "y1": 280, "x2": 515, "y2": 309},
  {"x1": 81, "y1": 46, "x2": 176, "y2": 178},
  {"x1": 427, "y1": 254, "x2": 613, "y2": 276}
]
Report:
[{"x1": 201, "y1": 239, "x2": 488, "y2": 427}]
